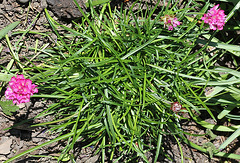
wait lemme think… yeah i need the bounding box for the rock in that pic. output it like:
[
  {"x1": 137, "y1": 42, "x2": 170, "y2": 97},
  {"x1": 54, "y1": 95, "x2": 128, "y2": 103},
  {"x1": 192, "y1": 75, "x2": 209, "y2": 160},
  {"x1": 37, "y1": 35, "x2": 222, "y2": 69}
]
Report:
[
  {"x1": 85, "y1": 155, "x2": 99, "y2": 163},
  {"x1": 32, "y1": 137, "x2": 42, "y2": 143},
  {"x1": 46, "y1": 0, "x2": 86, "y2": 19},
  {"x1": 5, "y1": 5, "x2": 13, "y2": 11},
  {"x1": 0, "y1": 137, "x2": 12, "y2": 155},
  {"x1": 33, "y1": 101, "x2": 44, "y2": 108},
  {"x1": 41, "y1": 0, "x2": 48, "y2": 9},
  {"x1": 17, "y1": 0, "x2": 29, "y2": 3},
  {"x1": 0, "y1": 155, "x2": 7, "y2": 161},
  {"x1": 18, "y1": 103, "x2": 25, "y2": 109}
]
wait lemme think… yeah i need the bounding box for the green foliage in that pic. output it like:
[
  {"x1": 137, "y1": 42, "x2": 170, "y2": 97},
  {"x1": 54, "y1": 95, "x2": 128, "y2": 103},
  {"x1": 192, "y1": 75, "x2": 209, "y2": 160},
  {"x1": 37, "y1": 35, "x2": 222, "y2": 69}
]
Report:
[
  {"x1": 206, "y1": 129, "x2": 217, "y2": 141},
  {"x1": 0, "y1": 100, "x2": 19, "y2": 116},
  {"x1": 203, "y1": 142, "x2": 219, "y2": 159},
  {"x1": 3, "y1": 0, "x2": 240, "y2": 162},
  {"x1": 0, "y1": 73, "x2": 15, "y2": 82},
  {"x1": 219, "y1": 127, "x2": 240, "y2": 151},
  {"x1": 0, "y1": 21, "x2": 20, "y2": 40}
]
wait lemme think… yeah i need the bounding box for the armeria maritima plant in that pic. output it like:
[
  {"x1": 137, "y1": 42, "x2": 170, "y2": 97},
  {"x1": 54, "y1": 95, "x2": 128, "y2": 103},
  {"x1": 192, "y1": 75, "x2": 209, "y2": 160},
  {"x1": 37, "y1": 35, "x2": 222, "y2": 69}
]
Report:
[{"x1": 5, "y1": 74, "x2": 38, "y2": 105}]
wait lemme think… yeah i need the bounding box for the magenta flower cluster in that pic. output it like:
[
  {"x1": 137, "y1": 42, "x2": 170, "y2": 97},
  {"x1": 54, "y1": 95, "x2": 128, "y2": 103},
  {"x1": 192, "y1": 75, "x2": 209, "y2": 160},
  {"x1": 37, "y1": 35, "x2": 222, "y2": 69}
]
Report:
[
  {"x1": 161, "y1": 15, "x2": 181, "y2": 31},
  {"x1": 5, "y1": 74, "x2": 38, "y2": 105},
  {"x1": 201, "y1": 4, "x2": 226, "y2": 30}
]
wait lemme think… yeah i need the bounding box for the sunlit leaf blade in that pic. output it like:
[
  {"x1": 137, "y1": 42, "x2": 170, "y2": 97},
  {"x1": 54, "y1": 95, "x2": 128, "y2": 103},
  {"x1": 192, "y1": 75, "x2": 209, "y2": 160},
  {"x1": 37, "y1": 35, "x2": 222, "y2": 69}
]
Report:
[
  {"x1": 219, "y1": 127, "x2": 240, "y2": 151},
  {"x1": 0, "y1": 21, "x2": 20, "y2": 40}
]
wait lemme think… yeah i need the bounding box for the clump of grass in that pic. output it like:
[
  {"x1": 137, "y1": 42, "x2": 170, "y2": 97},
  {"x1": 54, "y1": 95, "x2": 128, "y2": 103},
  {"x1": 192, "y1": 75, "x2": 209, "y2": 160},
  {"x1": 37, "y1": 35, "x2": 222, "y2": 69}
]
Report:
[{"x1": 2, "y1": 0, "x2": 240, "y2": 162}]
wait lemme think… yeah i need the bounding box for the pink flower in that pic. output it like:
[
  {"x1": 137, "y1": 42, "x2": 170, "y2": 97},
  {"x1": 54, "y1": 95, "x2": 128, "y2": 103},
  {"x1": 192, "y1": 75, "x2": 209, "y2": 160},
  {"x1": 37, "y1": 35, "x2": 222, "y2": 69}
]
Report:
[
  {"x1": 5, "y1": 74, "x2": 38, "y2": 105},
  {"x1": 161, "y1": 15, "x2": 181, "y2": 31},
  {"x1": 170, "y1": 102, "x2": 182, "y2": 112},
  {"x1": 201, "y1": 4, "x2": 226, "y2": 30}
]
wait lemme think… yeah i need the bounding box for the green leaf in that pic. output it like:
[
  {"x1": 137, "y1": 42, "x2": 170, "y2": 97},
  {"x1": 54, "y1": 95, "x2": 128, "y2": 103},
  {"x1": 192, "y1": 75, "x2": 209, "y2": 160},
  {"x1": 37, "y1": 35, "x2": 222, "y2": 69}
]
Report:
[
  {"x1": 148, "y1": 64, "x2": 206, "y2": 81},
  {"x1": 206, "y1": 129, "x2": 217, "y2": 141},
  {"x1": 217, "y1": 105, "x2": 235, "y2": 120},
  {"x1": 194, "y1": 77, "x2": 240, "y2": 86},
  {"x1": 0, "y1": 73, "x2": 15, "y2": 82},
  {"x1": 196, "y1": 38, "x2": 240, "y2": 57},
  {"x1": 0, "y1": 100, "x2": 19, "y2": 116},
  {"x1": 180, "y1": 133, "x2": 240, "y2": 160},
  {"x1": 203, "y1": 142, "x2": 218, "y2": 159},
  {"x1": 219, "y1": 127, "x2": 240, "y2": 151},
  {"x1": 193, "y1": 116, "x2": 240, "y2": 132},
  {"x1": 61, "y1": 154, "x2": 70, "y2": 162},
  {"x1": 0, "y1": 21, "x2": 20, "y2": 40}
]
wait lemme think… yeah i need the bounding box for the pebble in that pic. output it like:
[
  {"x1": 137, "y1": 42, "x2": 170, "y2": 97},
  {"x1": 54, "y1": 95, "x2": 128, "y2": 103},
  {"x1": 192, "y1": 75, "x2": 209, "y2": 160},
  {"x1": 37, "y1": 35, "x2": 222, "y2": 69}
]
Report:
[
  {"x1": 32, "y1": 137, "x2": 42, "y2": 143},
  {"x1": 41, "y1": 0, "x2": 47, "y2": 9},
  {"x1": 0, "y1": 137, "x2": 12, "y2": 155},
  {"x1": 34, "y1": 101, "x2": 44, "y2": 108},
  {"x1": 85, "y1": 155, "x2": 99, "y2": 163},
  {"x1": 18, "y1": 0, "x2": 29, "y2": 3},
  {"x1": 5, "y1": 5, "x2": 13, "y2": 11},
  {"x1": 0, "y1": 155, "x2": 7, "y2": 161},
  {"x1": 18, "y1": 103, "x2": 25, "y2": 109}
]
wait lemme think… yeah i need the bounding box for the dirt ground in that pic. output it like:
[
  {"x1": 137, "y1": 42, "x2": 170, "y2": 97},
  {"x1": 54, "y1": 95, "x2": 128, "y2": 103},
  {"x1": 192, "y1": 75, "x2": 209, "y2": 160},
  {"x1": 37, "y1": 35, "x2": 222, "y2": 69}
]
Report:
[{"x1": 0, "y1": 0, "x2": 239, "y2": 162}]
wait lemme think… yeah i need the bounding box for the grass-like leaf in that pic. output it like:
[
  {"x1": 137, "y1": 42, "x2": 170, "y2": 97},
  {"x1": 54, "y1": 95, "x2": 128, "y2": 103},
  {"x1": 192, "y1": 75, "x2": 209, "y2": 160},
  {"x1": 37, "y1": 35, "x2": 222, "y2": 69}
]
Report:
[{"x1": 0, "y1": 21, "x2": 20, "y2": 40}]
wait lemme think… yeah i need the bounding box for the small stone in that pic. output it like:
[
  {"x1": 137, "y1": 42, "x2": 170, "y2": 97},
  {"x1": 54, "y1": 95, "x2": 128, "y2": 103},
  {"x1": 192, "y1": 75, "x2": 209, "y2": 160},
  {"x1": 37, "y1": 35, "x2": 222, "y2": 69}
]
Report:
[
  {"x1": 25, "y1": 102, "x2": 31, "y2": 109},
  {"x1": 85, "y1": 155, "x2": 99, "y2": 163},
  {"x1": 41, "y1": 0, "x2": 47, "y2": 9},
  {"x1": 8, "y1": 12, "x2": 14, "y2": 17},
  {"x1": 0, "y1": 155, "x2": 7, "y2": 161},
  {"x1": 5, "y1": 5, "x2": 13, "y2": 11},
  {"x1": 46, "y1": 0, "x2": 86, "y2": 19},
  {"x1": 32, "y1": 137, "x2": 42, "y2": 143},
  {"x1": 18, "y1": 140, "x2": 24, "y2": 149},
  {"x1": 34, "y1": 101, "x2": 44, "y2": 108},
  {"x1": 17, "y1": 0, "x2": 29, "y2": 3},
  {"x1": 0, "y1": 137, "x2": 12, "y2": 154},
  {"x1": 18, "y1": 103, "x2": 25, "y2": 109}
]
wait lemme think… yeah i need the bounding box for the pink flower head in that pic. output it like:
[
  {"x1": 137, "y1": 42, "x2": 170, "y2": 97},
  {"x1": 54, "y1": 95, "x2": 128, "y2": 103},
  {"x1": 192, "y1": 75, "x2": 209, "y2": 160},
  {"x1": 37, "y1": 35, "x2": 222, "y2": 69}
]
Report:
[
  {"x1": 170, "y1": 102, "x2": 182, "y2": 112},
  {"x1": 5, "y1": 74, "x2": 38, "y2": 105},
  {"x1": 161, "y1": 15, "x2": 181, "y2": 31},
  {"x1": 201, "y1": 4, "x2": 226, "y2": 30}
]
